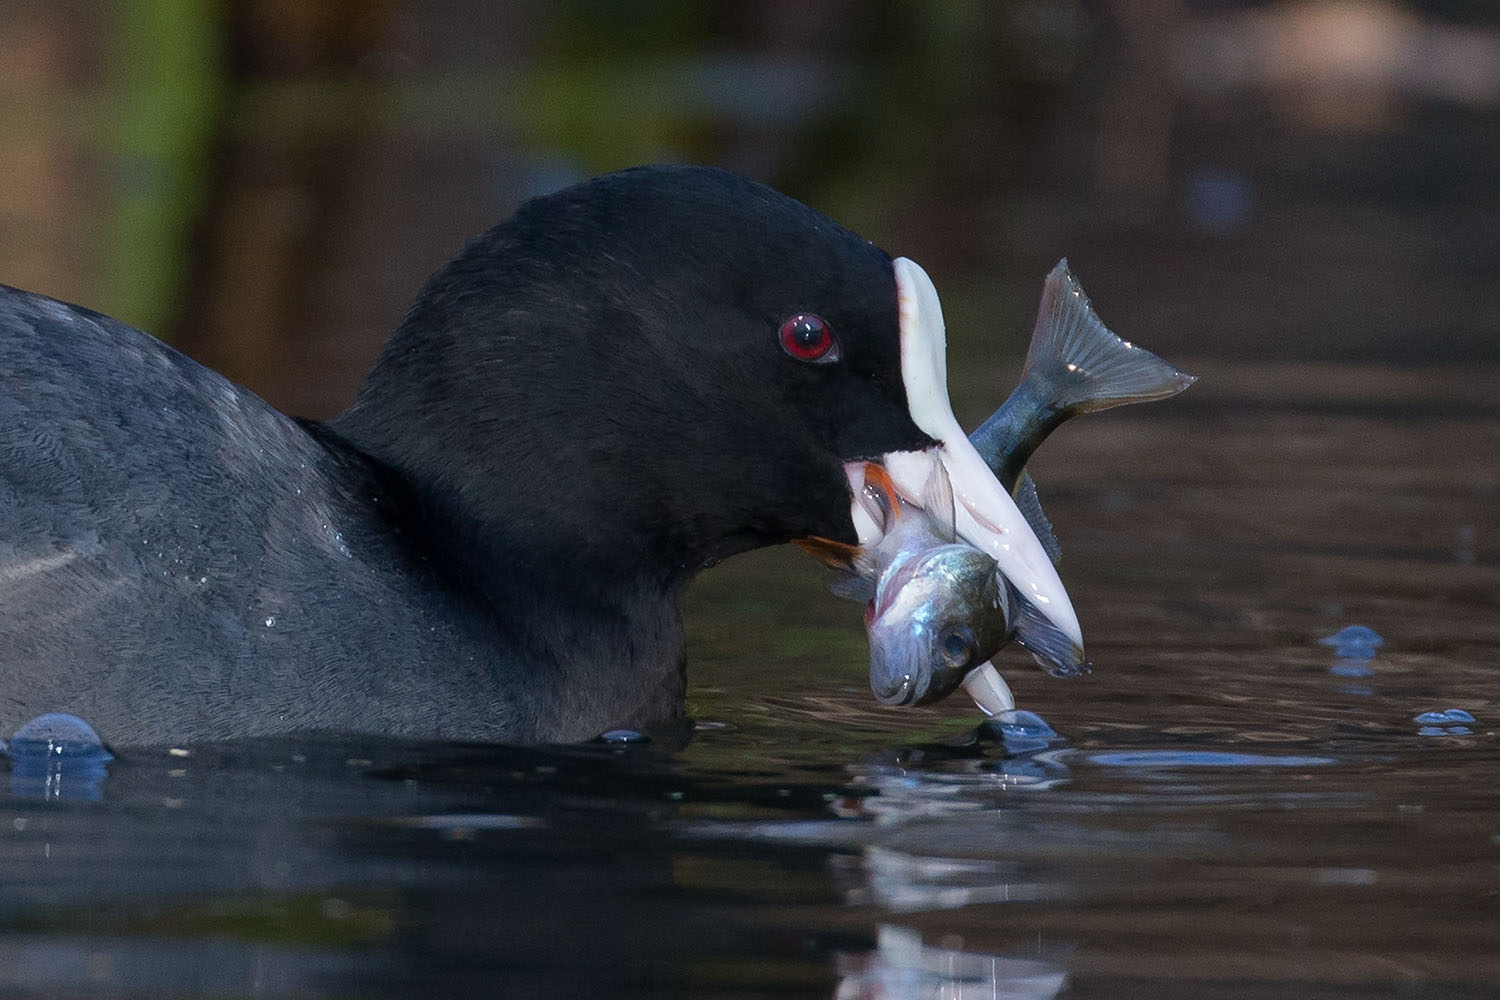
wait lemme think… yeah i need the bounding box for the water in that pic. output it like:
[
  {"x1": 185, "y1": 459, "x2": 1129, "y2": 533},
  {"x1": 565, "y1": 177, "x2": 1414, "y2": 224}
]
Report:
[{"x1": 1, "y1": 362, "x2": 1495, "y2": 998}]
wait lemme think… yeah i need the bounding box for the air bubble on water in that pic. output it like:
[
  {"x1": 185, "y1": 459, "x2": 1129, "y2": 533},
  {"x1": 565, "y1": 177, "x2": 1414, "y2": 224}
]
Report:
[
  {"x1": 989, "y1": 710, "x2": 1056, "y2": 739},
  {"x1": 265, "y1": 617, "x2": 276, "y2": 628},
  {"x1": 1414, "y1": 709, "x2": 1477, "y2": 726},
  {"x1": 10, "y1": 712, "x2": 107, "y2": 754},
  {"x1": 6, "y1": 713, "x2": 113, "y2": 801},
  {"x1": 1415, "y1": 708, "x2": 1479, "y2": 736},
  {"x1": 1318, "y1": 626, "x2": 1382, "y2": 659},
  {"x1": 598, "y1": 729, "x2": 649, "y2": 744},
  {"x1": 980, "y1": 710, "x2": 1060, "y2": 754}
]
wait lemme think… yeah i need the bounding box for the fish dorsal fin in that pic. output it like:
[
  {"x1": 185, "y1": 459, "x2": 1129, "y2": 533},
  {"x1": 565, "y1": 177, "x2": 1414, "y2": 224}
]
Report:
[
  {"x1": 921, "y1": 460, "x2": 957, "y2": 543},
  {"x1": 1024, "y1": 260, "x2": 1196, "y2": 414},
  {"x1": 1012, "y1": 472, "x2": 1061, "y2": 564}
]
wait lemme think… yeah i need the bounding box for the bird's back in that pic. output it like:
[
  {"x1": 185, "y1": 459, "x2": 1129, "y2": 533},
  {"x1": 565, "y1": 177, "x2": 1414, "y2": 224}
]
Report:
[{"x1": 0, "y1": 288, "x2": 518, "y2": 744}]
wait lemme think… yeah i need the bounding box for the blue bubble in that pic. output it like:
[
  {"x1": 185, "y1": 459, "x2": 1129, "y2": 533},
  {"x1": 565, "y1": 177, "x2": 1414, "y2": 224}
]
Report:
[
  {"x1": 10, "y1": 712, "x2": 106, "y2": 751},
  {"x1": 6, "y1": 713, "x2": 113, "y2": 801},
  {"x1": 981, "y1": 710, "x2": 1061, "y2": 754},
  {"x1": 1318, "y1": 626, "x2": 1383, "y2": 659},
  {"x1": 990, "y1": 710, "x2": 1056, "y2": 739},
  {"x1": 598, "y1": 729, "x2": 649, "y2": 744},
  {"x1": 1416, "y1": 707, "x2": 1476, "y2": 722}
]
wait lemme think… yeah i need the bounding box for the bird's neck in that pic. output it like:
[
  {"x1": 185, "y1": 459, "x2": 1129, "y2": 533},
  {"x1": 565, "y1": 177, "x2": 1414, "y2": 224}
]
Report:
[{"x1": 310, "y1": 418, "x2": 697, "y2": 741}]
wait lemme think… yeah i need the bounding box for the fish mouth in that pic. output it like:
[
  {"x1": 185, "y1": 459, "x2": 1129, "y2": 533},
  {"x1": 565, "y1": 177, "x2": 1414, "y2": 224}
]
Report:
[
  {"x1": 868, "y1": 643, "x2": 1016, "y2": 713},
  {"x1": 868, "y1": 651, "x2": 938, "y2": 706},
  {"x1": 851, "y1": 257, "x2": 1084, "y2": 656},
  {"x1": 870, "y1": 671, "x2": 923, "y2": 707},
  {"x1": 865, "y1": 596, "x2": 935, "y2": 707},
  {"x1": 869, "y1": 645, "x2": 993, "y2": 709}
]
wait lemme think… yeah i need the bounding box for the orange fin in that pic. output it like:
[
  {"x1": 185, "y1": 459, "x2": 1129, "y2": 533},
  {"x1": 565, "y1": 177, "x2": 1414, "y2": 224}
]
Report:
[
  {"x1": 792, "y1": 535, "x2": 863, "y2": 569},
  {"x1": 861, "y1": 462, "x2": 902, "y2": 525}
]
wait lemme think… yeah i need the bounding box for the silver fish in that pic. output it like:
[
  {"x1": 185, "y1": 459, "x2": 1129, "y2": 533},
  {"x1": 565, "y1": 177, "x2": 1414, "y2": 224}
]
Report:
[
  {"x1": 819, "y1": 260, "x2": 1195, "y2": 716},
  {"x1": 845, "y1": 461, "x2": 1011, "y2": 708}
]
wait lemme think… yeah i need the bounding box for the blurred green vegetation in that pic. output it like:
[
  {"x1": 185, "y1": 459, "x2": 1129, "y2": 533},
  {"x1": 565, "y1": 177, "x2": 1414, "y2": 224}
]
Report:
[
  {"x1": 0, "y1": 1, "x2": 1082, "y2": 351},
  {"x1": 2, "y1": 0, "x2": 1495, "y2": 387},
  {"x1": 103, "y1": 0, "x2": 224, "y2": 334}
]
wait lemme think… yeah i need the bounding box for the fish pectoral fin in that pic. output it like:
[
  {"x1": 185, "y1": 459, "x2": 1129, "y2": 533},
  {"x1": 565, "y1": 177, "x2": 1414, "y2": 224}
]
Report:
[
  {"x1": 1012, "y1": 471, "x2": 1061, "y2": 564},
  {"x1": 1004, "y1": 577, "x2": 1089, "y2": 677},
  {"x1": 793, "y1": 536, "x2": 877, "y2": 602},
  {"x1": 827, "y1": 570, "x2": 876, "y2": 604}
]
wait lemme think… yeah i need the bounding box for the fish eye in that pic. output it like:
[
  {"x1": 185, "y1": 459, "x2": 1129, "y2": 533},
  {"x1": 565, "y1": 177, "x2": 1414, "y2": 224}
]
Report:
[
  {"x1": 778, "y1": 313, "x2": 839, "y2": 363},
  {"x1": 940, "y1": 628, "x2": 976, "y2": 668}
]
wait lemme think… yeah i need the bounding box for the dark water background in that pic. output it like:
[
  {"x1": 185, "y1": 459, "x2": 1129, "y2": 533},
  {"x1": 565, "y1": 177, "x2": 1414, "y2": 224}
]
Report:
[{"x1": 2, "y1": 2, "x2": 1498, "y2": 997}]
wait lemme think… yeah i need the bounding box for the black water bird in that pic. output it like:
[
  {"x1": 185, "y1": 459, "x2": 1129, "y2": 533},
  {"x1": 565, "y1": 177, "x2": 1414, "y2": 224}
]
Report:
[{"x1": 0, "y1": 165, "x2": 1067, "y2": 745}]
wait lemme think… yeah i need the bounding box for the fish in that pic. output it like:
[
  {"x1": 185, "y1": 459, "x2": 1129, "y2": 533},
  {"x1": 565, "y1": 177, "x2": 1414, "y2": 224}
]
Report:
[
  {"x1": 808, "y1": 259, "x2": 1195, "y2": 716},
  {"x1": 845, "y1": 461, "x2": 1012, "y2": 709},
  {"x1": 832, "y1": 460, "x2": 1083, "y2": 716}
]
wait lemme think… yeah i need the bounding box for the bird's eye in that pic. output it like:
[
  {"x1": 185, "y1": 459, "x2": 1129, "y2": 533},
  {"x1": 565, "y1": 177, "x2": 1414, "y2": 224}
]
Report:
[{"x1": 778, "y1": 313, "x2": 838, "y2": 363}]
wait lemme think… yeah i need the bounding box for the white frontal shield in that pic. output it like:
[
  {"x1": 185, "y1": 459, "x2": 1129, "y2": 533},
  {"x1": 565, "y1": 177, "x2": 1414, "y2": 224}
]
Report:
[{"x1": 870, "y1": 256, "x2": 1085, "y2": 656}]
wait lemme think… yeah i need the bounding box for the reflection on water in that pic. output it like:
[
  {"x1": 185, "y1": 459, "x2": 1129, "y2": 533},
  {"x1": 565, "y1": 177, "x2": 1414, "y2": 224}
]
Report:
[
  {"x1": 834, "y1": 925, "x2": 1069, "y2": 1000},
  {"x1": 1086, "y1": 749, "x2": 1336, "y2": 768}
]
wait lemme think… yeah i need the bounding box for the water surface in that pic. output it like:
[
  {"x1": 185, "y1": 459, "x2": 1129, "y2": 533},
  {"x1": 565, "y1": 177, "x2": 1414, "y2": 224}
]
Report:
[{"x1": 3, "y1": 362, "x2": 1495, "y2": 998}]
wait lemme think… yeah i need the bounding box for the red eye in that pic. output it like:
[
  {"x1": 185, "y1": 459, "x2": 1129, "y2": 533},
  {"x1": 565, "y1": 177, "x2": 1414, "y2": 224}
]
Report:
[{"x1": 778, "y1": 313, "x2": 838, "y2": 363}]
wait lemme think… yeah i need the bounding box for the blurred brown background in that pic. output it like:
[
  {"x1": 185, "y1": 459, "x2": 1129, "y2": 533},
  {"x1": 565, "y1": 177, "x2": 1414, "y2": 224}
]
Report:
[{"x1": 2, "y1": 0, "x2": 1497, "y2": 422}]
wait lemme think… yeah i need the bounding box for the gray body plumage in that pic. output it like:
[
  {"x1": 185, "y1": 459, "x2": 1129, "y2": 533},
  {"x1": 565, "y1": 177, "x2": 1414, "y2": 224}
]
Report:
[{"x1": 0, "y1": 290, "x2": 606, "y2": 742}]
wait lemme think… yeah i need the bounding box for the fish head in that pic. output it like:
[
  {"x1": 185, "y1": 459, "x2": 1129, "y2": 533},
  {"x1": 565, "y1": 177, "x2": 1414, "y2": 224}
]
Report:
[{"x1": 866, "y1": 544, "x2": 1011, "y2": 707}]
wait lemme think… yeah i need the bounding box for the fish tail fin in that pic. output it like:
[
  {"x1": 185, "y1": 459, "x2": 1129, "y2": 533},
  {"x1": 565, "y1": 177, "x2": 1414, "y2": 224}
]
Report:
[
  {"x1": 1022, "y1": 259, "x2": 1195, "y2": 415},
  {"x1": 1004, "y1": 577, "x2": 1090, "y2": 678}
]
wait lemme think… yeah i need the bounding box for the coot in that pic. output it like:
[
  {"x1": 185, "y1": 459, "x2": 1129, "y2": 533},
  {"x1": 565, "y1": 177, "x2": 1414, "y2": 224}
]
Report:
[{"x1": 0, "y1": 165, "x2": 1076, "y2": 745}]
